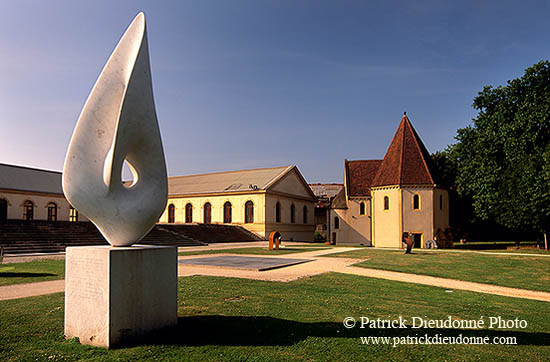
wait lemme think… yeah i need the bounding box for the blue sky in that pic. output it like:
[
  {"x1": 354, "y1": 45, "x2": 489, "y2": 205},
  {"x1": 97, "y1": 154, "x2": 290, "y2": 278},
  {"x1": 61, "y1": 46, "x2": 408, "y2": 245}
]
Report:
[{"x1": 1, "y1": 1, "x2": 549, "y2": 182}]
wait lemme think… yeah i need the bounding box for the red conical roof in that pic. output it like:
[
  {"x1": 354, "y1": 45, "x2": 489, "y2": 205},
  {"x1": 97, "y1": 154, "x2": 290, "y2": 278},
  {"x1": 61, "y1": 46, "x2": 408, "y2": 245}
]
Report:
[{"x1": 372, "y1": 114, "x2": 436, "y2": 187}]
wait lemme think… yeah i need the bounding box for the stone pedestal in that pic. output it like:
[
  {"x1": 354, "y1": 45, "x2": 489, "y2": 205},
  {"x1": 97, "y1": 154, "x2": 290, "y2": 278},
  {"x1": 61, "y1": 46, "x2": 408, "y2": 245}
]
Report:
[{"x1": 64, "y1": 245, "x2": 177, "y2": 348}]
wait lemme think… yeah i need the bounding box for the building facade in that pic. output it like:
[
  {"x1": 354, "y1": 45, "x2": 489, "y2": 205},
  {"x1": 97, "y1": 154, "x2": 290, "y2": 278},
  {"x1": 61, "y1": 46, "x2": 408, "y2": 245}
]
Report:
[
  {"x1": 159, "y1": 165, "x2": 317, "y2": 241},
  {"x1": 329, "y1": 114, "x2": 451, "y2": 248},
  {"x1": 0, "y1": 163, "x2": 84, "y2": 222}
]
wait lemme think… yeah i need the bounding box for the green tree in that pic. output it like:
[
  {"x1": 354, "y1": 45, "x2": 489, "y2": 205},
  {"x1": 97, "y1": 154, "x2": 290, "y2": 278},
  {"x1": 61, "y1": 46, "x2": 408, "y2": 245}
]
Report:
[{"x1": 453, "y1": 61, "x2": 550, "y2": 249}]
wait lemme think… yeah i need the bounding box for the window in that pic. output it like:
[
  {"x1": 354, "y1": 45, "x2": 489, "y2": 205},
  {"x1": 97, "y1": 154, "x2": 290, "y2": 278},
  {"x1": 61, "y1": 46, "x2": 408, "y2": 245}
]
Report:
[
  {"x1": 0, "y1": 199, "x2": 7, "y2": 222},
  {"x1": 203, "y1": 202, "x2": 212, "y2": 224},
  {"x1": 245, "y1": 201, "x2": 254, "y2": 223},
  {"x1": 223, "y1": 201, "x2": 232, "y2": 223},
  {"x1": 359, "y1": 202, "x2": 366, "y2": 215},
  {"x1": 384, "y1": 196, "x2": 389, "y2": 210},
  {"x1": 275, "y1": 202, "x2": 281, "y2": 223},
  {"x1": 185, "y1": 203, "x2": 193, "y2": 223},
  {"x1": 290, "y1": 204, "x2": 295, "y2": 223},
  {"x1": 23, "y1": 200, "x2": 34, "y2": 221},
  {"x1": 47, "y1": 203, "x2": 57, "y2": 222},
  {"x1": 334, "y1": 216, "x2": 339, "y2": 229},
  {"x1": 168, "y1": 204, "x2": 175, "y2": 223},
  {"x1": 413, "y1": 194, "x2": 420, "y2": 210},
  {"x1": 303, "y1": 205, "x2": 308, "y2": 224},
  {"x1": 69, "y1": 206, "x2": 78, "y2": 222},
  {"x1": 440, "y1": 195, "x2": 443, "y2": 210}
]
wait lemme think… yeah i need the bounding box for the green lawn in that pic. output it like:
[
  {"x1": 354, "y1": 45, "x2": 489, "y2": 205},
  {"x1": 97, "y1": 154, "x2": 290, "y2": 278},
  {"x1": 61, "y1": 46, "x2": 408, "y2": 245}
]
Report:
[
  {"x1": 178, "y1": 247, "x2": 326, "y2": 256},
  {"x1": 0, "y1": 259, "x2": 65, "y2": 286},
  {"x1": 1, "y1": 274, "x2": 549, "y2": 361},
  {"x1": 324, "y1": 248, "x2": 550, "y2": 292}
]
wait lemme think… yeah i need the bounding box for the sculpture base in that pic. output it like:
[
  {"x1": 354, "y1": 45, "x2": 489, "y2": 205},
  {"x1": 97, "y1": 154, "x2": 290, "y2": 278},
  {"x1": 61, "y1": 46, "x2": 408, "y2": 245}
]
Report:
[{"x1": 64, "y1": 245, "x2": 177, "y2": 348}]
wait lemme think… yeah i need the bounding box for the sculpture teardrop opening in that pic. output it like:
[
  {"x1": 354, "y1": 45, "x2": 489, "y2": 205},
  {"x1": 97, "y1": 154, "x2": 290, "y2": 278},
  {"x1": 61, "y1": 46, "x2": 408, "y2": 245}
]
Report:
[{"x1": 122, "y1": 159, "x2": 139, "y2": 188}]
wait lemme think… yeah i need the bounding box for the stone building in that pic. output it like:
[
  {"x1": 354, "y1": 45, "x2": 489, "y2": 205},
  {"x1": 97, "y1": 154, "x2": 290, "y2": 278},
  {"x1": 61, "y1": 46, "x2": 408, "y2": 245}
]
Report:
[
  {"x1": 329, "y1": 114, "x2": 450, "y2": 247},
  {"x1": 0, "y1": 163, "x2": 84, "y2": 222},
  {"x1": 159, "y1": 165, "x2": 316, "y2": 241}
]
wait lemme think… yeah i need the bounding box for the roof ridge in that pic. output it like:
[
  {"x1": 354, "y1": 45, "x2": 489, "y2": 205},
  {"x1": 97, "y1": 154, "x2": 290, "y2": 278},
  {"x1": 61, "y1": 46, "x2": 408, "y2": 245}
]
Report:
[
  {"x1": 169, "y1": 165, "x2": 291, "y2": 179},
  {"x1": 347, "y1": 159, "x2": 383, "y2": 162},
  {"x1": 398, "y1": 115, "x2": 406, "y2": 185},
  {"x1": 0, "y1": 163, "x2": 62, "y2": 175},
  {"x1": 261, "y1": 165, "x2": 294, "y2": 189}
]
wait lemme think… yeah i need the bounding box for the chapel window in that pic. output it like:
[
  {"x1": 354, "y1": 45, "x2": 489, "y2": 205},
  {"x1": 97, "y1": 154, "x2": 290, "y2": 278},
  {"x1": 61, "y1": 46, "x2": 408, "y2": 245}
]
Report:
[{"x1": 359, "y1": 202, "x2": 366, "y2": 215}]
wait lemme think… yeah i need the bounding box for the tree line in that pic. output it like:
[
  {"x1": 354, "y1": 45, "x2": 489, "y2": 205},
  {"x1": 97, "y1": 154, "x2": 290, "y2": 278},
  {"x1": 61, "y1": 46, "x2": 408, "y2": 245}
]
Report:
[{"x1": 433, "y1": 61, "x2": 550, "y2": 250}]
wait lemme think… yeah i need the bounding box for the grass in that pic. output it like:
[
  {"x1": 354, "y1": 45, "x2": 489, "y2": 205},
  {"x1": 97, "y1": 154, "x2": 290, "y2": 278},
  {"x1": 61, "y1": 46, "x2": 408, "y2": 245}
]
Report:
[
  {"x1": 324, "y1": 248, "x2": 550, "y2": 292},
  {"x1": 0, "y1": 259, "x2": 65, "y2": 286},
  {"x1": 178, "y1": 247, "x2": 326, "y2": 256},
  {"x1": 1, "y1": 273, "x2": 549, "y2": 361}
]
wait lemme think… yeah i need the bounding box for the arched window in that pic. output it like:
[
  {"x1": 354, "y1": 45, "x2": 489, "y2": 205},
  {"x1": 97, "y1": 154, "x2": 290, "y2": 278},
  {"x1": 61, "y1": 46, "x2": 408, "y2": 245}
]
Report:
[
  {"x1": 47, "y1": 202, "x2": 57, "y2": 222},
  {"x1": 224, "y1": 201, "x2": 232, "y2": 223},
  {"x1": 245, "y1": 201, "x2": 254, "y2": 223},
  {"x1": 413, "y1": 194, "x2": 420, "y2": 210},
  {"x1": 290, "y1": 204, "x2": 295, "y2": 223},
  {"x1": 440, "y1": 195, "x2": 443, "y2": 210},
  {"x1": 0, "y1": 199, "x2": 7, "y2": 222},
  {"x1": 168, "y1": 204, "x2": 175, "y2": 223},
  {"x1": 359, "y1": 202, "x2": 366, "y2": 215},
  {"x1": 203, "y1": 202, "x2": 212, "y2": 224},
  {"x1": 303, "y1": 205, "x2": 308, "y2": 224},
  {"x1": 185, "y1": 203, "x2": 193, "y2": 223},
  {"x1": 384, "y1": 196, "x2": 389, "y2": 210},
  {"x1": 69, "y1": 206, "x2": 78, "y2": 222},
  {"x1": 334, "y1": 216, "x2": 340, "y2": 229},
  {"x1": 275, "y1": 202, "x2": 281, "y2": 223},
  {"x1": 23, "y1": 200, "x2": 34, "y2": 221}
]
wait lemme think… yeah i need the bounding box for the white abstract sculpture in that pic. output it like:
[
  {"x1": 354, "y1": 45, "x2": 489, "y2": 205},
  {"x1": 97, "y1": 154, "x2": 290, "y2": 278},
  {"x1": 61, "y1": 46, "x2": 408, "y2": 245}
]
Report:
[{"x1": 63, "y1": 13, "x2": 168, "y2": 247}]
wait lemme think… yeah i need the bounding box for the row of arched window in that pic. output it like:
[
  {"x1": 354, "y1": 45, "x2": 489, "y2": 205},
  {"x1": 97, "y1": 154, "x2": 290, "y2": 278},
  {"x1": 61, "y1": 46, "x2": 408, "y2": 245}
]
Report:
[
  {"x1": 275, "y1": 202, "x2": 308, "y2": 224},
  {"x1": 0, "y1": 198, "x2": 78, "y2": 222},
  {"x1": 167, "y1": 201, "x2": 254, "y2": 224}
]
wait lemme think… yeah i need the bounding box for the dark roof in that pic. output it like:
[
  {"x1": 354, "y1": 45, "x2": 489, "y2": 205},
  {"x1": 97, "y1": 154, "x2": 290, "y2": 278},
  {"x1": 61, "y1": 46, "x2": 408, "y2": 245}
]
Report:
[
  {"x1": 345, "y1": 160, "x2": 382, "y2": 196},
  {"x1": 0, "y1": 163, "x2": 63, "y2": 194},
  {"x1": 309, "y1": 183, "x2": 344, "y2": 198},
  {"x1": 372, "y1": 114, "x2": 436, "y2": 187}
]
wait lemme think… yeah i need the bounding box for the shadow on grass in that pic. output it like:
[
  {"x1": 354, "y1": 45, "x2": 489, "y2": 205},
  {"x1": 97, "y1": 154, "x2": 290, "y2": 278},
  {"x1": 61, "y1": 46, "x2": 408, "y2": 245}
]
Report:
[
  {"x1": 137, "y1": 316, "x2": 550, "y2": 347},
  {"x1": 0, "y1": 272, "x2": 57, "y2": 278}
]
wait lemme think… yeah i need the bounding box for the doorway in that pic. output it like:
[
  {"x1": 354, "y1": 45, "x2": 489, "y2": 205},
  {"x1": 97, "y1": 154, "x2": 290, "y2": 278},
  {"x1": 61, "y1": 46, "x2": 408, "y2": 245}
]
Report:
[{"x1": 411, "y1": 233, "x2": 422, "y2": 248}]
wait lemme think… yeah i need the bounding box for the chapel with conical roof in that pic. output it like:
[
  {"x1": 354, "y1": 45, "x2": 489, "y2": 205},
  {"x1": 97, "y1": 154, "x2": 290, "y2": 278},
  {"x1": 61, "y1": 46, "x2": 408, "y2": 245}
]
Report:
[{"x1": 330, "y1": 113, "x2": 450, "y2": 248}]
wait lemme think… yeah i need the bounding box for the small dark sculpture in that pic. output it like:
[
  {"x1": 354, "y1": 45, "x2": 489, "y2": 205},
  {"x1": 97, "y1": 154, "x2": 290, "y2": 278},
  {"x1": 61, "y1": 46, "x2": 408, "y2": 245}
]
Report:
[{"x1": 402, "y1": 232, "x2": 413, "y2": 254}]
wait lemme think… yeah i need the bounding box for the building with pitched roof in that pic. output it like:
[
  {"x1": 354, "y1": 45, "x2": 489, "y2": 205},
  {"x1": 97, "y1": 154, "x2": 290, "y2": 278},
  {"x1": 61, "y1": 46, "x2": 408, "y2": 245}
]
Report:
[
  {"x1": 0, "y1": 163, "x2": 84, "y2": 222},
  {"x1": 309, "y1": 183, "x2": 344, "y2": 237},
  {"x1": 159, "y1": 165, "x2": 317, "y2": 241},
  {"x1": 329, "y1": 114, "x2": 450, "y2": 247}
]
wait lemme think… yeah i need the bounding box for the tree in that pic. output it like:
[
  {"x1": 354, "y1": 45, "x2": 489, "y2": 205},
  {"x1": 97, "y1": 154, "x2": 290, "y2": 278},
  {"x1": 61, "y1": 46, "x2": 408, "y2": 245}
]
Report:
[{"x1": 453, "y1": 61, "x2": 550, "y2": 249}]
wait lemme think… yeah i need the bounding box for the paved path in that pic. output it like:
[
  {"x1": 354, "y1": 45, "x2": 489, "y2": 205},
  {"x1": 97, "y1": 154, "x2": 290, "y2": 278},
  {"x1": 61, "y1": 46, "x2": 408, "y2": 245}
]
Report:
[
  {"x1": 0, "y1": 279, "x2": 65, "y2": 301},
  {"x1": 2, "y1": 245, "x2": 549, "y2": 302}
]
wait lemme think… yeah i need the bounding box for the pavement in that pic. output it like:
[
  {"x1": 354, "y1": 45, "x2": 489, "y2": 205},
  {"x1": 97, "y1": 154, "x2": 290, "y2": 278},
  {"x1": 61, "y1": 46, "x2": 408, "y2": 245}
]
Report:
[{"x1": 1, "y1": 242, "x2": 549, "y2": 303}]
